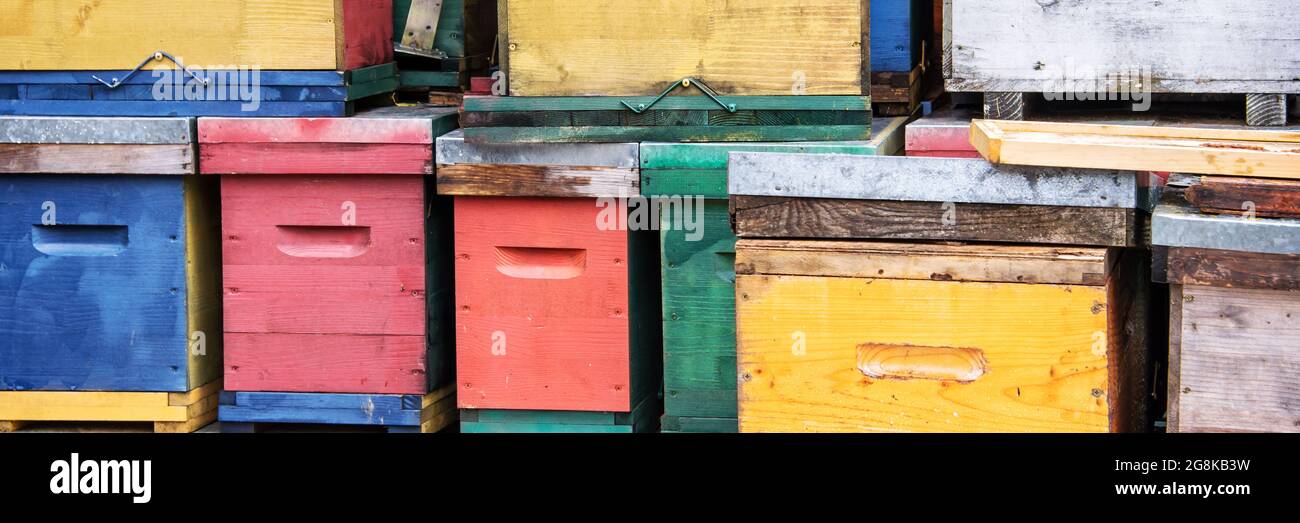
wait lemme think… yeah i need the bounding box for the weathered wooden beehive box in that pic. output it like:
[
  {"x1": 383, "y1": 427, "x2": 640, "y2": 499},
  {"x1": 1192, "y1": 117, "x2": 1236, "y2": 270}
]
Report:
[
  {"x1": 943, "y1": 0, "x2": 1299, "y2": 125},
  {"x1": 0, "y1": 0, "x2": 398, "y2": 117},
  {"x1": 1155, "y1": 187, "x2": 1300, "y2": 432},
  {"x1": 729, "y1": 152, "x2": 1153, "y2": 432},
  {"x1": 0, "y1": 116, "x2": 221, "y2": 433},
  {"x1": 201, "y1": 106, "x2": 460, "y2": 433},
  {"x1": 641, "y1": 117, "x2": 907, "y2": 433},
  {"x1": 436, "y1": 130, "x2": 661, "y2": 433}
]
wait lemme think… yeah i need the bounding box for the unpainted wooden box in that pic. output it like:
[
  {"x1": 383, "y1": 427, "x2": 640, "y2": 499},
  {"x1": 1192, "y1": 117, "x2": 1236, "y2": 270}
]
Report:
[
  {"x1": 501, "y1": 0, "x2": 871, "y2": 96},
  {"x1": 0, "y1": 116, "x2": 220, "y2": 393},
  {"x1": 0, "y1": 0, "x2": 393, "y2": 71},
  {"x1": 735, "y1": 240, "x2": 1151, "y2": 433},
  {"x1": 201, "y1": 106, "x2": 459, "y2": 396},
  {"x1": 944, "y1": 0, "x2": 1300, "y2": 95}
]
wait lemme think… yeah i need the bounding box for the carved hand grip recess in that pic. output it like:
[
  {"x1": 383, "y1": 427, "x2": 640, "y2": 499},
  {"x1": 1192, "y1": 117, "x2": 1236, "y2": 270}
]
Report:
[
  {"x1": 494, "y1": 247, "x2": 587, "y2": 280},
  {"x1": 856, "y1": 343, "x2": 988, "y2": 383}
]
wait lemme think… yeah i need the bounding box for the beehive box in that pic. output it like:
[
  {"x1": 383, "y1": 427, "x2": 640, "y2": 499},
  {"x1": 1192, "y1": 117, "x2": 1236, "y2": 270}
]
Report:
[
  {"x1": 435, "y1": 130, "x2": 661, "y2": 432},
  {"x1": 640, "y1": 117, "x2": 907, "y2": 433},
  {"x1": 1155, "y1": 192, "x2": 1300, "y2": 432},
  {"x1": 0, "y1": 1, "x2": 397, "y2": 117},
  {"x1": 0, "y1": 116, "x2": 221, "y2": 433},
  {"x1": 499, "y1": 0, "x2": 870, "y2": 97},
  {"x1": 905, "y1": 106, "x2": 981, "y2": 158},
  {"x1": 943, "y1": 0, "x2": 1297, "y2": 124},
  {"x1": 201, "y1": 106, "x2": 460, "y2": 432},
  {"x1": 734, "y1": 240, "x2": 1150, "y2": 432},
  {"x1": 728, "y1": 151, "x2": 1152, "y2": 432},
  {"x1": 0, "y1": 0, "x2": 393, "y2": 71}
]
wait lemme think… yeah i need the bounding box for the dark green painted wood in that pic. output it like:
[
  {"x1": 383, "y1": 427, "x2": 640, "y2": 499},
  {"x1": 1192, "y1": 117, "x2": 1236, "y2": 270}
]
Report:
[
  {"x1": 462, "y1": 125, "x2": 875, "y2": 144},
  {"x1": 463, "y1": 95, "x2": 872, "y2": 112},
  {"x1": 628, "y1": 226, "x2": 664, "y2": 420},
  {"x1": 658, "y1": 201, "x2": 737, "y2": 421},
  {"x1": 459, "y1": 395, "x2": 659, "y2": 433},
  {"x1": 425, "y1": 111, "x2": 460, "y2": 392},
  {"x1": 347, "y1": 63, "x2": 399, "y2": 84},
  {"x1": 399, "y1": 70, "x2": 461, "y2": 89},
  {"x1": 661, "y1": 416, "x2": 739, "y2": 433},
  {"x1": 463, "y1": 110, "x2": 869, "y2": 128},
  {"x1": 347, "y1": 77, "x2": 400, "y2": 101}
]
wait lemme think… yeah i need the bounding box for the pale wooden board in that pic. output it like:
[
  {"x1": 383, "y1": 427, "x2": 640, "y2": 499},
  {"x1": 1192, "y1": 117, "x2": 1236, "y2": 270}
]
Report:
[
  {"x1": 1172, "y1": 285, "x2": 1300, "y2": 432},
  {"x1": 729, "y1": 152, "x2": 1138, "y2": 208},
  {"x1": 0, "y1": 0, "x2": 343, "y2": 70},
  {"x1": 973, "y1": 119, "x2": 1300, "y2": 180},
  {"x1": 435, "y1": 163, "x2": 640, "y2": 198},
  {"x1": 735, "y1": 239, "x2": 1112, "y2": 286},
  {"x1": 947, "y1": 0, "x2": 1300, "y2": 94},
  {"x1": 0, "y1": 144, "x2": 195, "y2": 174},
  {"x1": 504, "y1": 0, "x2": 869, "y2": 96}
]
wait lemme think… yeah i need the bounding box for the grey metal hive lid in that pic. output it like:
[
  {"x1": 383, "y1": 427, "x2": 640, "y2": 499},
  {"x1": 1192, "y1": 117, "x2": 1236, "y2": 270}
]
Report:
[
  {"x1": 0, "y1": 116, "x2": 195, "y2": 144},
  {"x1": 435, "y1": 129, "x2": 638, "y2": 168}
]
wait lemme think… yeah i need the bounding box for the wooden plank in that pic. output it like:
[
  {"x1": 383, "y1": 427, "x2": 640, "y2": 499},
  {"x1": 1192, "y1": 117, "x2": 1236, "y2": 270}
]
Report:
[
  {"x1": 1167, "y1": 247, "x2": 1300, "y2": 291},
  {"x1": 0, "y1": 116, "x2": 193, "y2": 144},
  {"x1": 946, "y1": 0, "x2": 1300, "y2": 94},
  {"x1": 463, "y1": 95, "x2": 873, "y2": 112},
  {"x1": 1170, "y1": 285, "x2": 1300, "y2": 432},
  {"x1": 735, "y1": 239, "x2": 1111, "y2": 286},
  {"x1": 436, "y1": 129, "x2": 638, "y2": 168},
  {"x1": 504, "y1": 0, "x2": 869, "y2": 96},
  {"x1": 0, "y1": 144, "x2": 194, "y2": 174},
  {"x1": 183, "y1": 176, "x2": 223, "y2": 389},
  {"x1": 436, "y1": 164, "x2": 638, "y2": 198},
  {"x1": 0, "y1": 0, "x2": 390, "y2": 71},
  {"x1": 1186, "y1": 176, "x2": 1300, "y2": 219},
  {"x1": 736, "y1": 273, "x2": 1113, "y2": 432},
  {"x1": 661, "y1": 416, "x2": 738, "y2": 433},
  {"x1": 1152, "y1": 200, "x2": 1300, "y2": 255},
  {"x1": 731, "y1": 195, "x2": 1136, "y2": 247},
  {"x1": 218, "y1": 391, "x2": 424, "y2": 427},
  {"x1": 463, "y1": 125, "x2": 874, "y2": 144},
  {"x1": 972, "y1": 119, "x2": 1300, "y2": 180},
  {"x1": 201, "y1": 143, "x2": 431, "y2": 175},
  {"x1": 0, "y1": 380, "x2": 221, "y2": 433},
  {"x1": 199, "y1": 106, "x2": 452, "y2": 144},
  {"x1": 0, "y1": 99, "x2": 352, "y2": 118},
  {"x1": 730, "y1": 152, "x2": 1138, "y2": 208}
]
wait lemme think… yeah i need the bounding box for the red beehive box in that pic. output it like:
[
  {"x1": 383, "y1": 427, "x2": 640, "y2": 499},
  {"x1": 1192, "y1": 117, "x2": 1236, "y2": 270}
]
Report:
[
  {"x1": 905, "y1": 106, "x2": 981, "y2": 158},
  {"x1": 199, "y1": 106, "x2": 459, "y2": 396},
  {"x1": 436, "y1": 132, "x2": 661, "y2": 417}
]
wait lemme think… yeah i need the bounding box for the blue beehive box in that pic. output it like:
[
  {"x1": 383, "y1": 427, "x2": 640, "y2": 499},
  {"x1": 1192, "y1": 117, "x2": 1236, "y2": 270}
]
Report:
[{"x1": 0, "y1": 116, "x2": 221, "y2": 432}]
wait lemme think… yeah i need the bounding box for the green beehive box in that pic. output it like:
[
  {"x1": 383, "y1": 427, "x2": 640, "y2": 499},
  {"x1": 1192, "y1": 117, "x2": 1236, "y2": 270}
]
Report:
[{"x1": 641, "y1": 117, "x2": 908, "y2": 433}]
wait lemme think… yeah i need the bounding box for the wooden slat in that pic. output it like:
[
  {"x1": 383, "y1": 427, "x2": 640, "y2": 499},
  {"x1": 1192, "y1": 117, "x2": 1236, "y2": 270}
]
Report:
[
  {"x1": 731, "y1": 195, "x2": 1136, "y2": 247},
  {"x1": 0, "y1": 144, "x2": 194, "y2": 174},
  {"x1": 735, "y1": 239, "x2": 1111, "y2": 286},
  {"x1": 1186, "y1": 176, "x2": 1300, "y2": 219},
  {"x1": 729, "y1": 152, "x2": 1138, "y2": 208},
  {"x1": 436, "y1": 163, "x2": 639, "y2": 198},
  {"x1": 972, "y1": 119, "x2": 1300, "y2": 180},
  {"x1": 1167, "y1": 247, "x2": 1300, "y2": 291}
]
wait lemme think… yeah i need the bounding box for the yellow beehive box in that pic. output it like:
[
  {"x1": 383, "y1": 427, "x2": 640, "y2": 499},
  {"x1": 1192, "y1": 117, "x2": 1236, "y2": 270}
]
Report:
[
  {"x1": 735, "y1": 240, "x2": 1151, "y2": 433},
  {"x1": 0, "y1": 0, "x2": 392, "y2": 70},
  {"x1": 501, "y1": 0, "x2": 870, "y2": 96}
]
